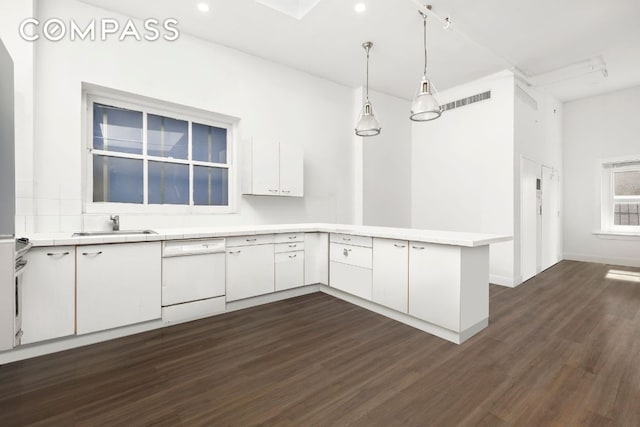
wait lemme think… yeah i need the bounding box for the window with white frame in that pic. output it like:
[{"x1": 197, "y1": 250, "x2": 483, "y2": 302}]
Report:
[
  {"x1": 87, "y1": 95, "x2": 234, "y2": 212},
  {"x1": 601, "y1": 159, "x2": 640, "y2": 233}
]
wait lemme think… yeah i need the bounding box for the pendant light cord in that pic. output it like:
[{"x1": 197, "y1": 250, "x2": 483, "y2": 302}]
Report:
[
  {"x1": 422, "y1": 12, "x2": 428, "y2": 76},
  {"x1": 365, "y1": 46, "x2": 370, "y2": 100}
]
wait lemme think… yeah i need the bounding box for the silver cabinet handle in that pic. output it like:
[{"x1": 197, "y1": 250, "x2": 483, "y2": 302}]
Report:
[
  {"x1": 228, "y1": 250, "x2": 241, "y2": 254},
  {"x1": 394, "y1": 244, "x2": 406, "y2": 248},
  {"x1": 245, "y1": 238, "x2": 257, "y2": 242},
  {"x1": 47, "y1": 251, "x2": 70, "y2": 256},
  {"x1": 343, "y1": 248, "x2": 352, "y2": 256},
  {"x1": 288, "y1": 254, "x2": 297, "y2": 259},
  {"x1": 412, "y1": 246, "x2": 425, "y2": 250},
  {"x1": 342, "y1": 237, "x2": 351, "y2": 241},
  {"x1": 82, "y1": 251, "x2": 103, "y2": 256},
  {"x1": 282, "y1": 190, "x2": 291, "y2": 194},
  {"x1": 288, "y1": 244, "x2": 297, "y2": 248},
  {"x1": 268, "y1": 189, "x2": 278, "y2": 193},
  {"x1": 288, "y1": 236, "x2": 297, "y2": 239}
]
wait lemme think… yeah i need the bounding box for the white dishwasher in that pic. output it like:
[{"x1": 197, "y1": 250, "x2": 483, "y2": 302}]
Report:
[{"x1": 162, "y1": 238, "x2": 226, "y2": 324}]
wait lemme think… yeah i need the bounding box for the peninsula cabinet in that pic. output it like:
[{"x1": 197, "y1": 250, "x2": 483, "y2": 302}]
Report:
[
  {"x1": 226, "y1": 242, "x2": 275, "y2": 301},
  {"x1": 372, "y1": 238, "x2": 409, "y2": 313},
  {"x1": 76, "y1": 242, "x2": 162, "y2": 335},
  {"x1": 243, "y1": 140, "x2": 304, "y2": 197},
  {"x1": 21, "y1": 246, "x2": 75, "y2": 344}
]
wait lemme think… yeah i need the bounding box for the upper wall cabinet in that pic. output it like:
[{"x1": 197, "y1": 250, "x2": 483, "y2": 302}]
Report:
[{"x1": 243, "y1": 140, "x2": 304, "y2": 197}]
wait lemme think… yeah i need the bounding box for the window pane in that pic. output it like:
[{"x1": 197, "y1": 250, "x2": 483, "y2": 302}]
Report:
[
  {"x1": 614, "y1": 170, "x2": 640, "y2": 196},
  {"x1": 614, "y1": 203, "x2": 640, "y2": 226},
  {"x1": 192, "y1": 123, "x2": 227, "y2": 163},
  {"x1": 148, "y1": 161, "x2": 189, "y2": 205},
  {"x1": 194, "y1": 166, "x2": 228, "y2": 206},
  {"x1": 93, "y1": 155, "x2": 143, "y2": 203},
  {"x1": 147, "y1": 114, "x2": 188, "y2": 159},
  {"x1": 93, "y1": 104, "x2": 143, "y2": 154}
]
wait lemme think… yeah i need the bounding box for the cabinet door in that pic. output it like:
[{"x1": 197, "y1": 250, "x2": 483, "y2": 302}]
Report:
[
  {"x1": 279, "y1": 143, "x2": 303, "y2": 197},
  {"x1": 372, "y1": 239, "x2": 408, "y2": 313},
  {"x1": 77, "y1": 242, "x2": 161, "y2": 335},
  {"x1": 226, "y1": 244, "x2": 275, "y2": 301},
  {"x1": 275, "y1": 251, "x2": 304, "y2": 291},
  {"x1": 21, "y1": 246, "x2": 75, "y2": 344},
  {"x1": 408, "y1": 242, "x2": 460, "y2": 331},
  {"x1": 329, "y1": 261, "x2": 372, "y2": 300},
  {"x1": 252, "y1": 141, "x2": 280, "y2": 196}
]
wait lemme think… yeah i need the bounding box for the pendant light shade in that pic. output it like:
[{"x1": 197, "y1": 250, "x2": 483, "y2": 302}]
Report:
[
  {"x1": 410, "y1": 8, "x2": 441, "y2": 122},
  {"x1": 355, "y1": 41, "x2": 381, "y2": 137}
]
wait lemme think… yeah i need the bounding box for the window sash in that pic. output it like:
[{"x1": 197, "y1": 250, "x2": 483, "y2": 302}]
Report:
[
  {"x1": 85, "y1": 93, "x2": 236, "y2": 213},
  {"x1": 602, "y1": 159, "x2": 640, "y2": 232}
]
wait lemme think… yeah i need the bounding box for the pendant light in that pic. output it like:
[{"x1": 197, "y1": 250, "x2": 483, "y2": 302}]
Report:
[
  {"x1": 355, "y1": 41, "x2": 381, "y2": 137},
  {"x1": 410, "y1": 8, "x2": 441, "y2": 122}
]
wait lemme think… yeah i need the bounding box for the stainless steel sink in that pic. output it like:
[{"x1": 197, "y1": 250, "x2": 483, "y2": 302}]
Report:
[{"x1": 72, "y1": 230, "x2": 157, "y2": 237}]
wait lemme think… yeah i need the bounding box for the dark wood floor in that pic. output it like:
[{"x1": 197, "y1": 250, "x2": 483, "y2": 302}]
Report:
[{"x1": 1, "y1": 261, "x2": 640, "y2": 426}]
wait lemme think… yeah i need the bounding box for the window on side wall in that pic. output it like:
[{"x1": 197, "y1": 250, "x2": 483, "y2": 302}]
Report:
[
  {"x1": 85, "y1": 93, "x2": 235, "y2": 214},
  {"x1": 601, "y1": 159, "x2": 640, "y2": 234}
]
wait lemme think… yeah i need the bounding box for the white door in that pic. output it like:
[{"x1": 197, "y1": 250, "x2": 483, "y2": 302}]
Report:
[
  {"x1": 521, "y1": 157, "x2": 541, "y2": 282},
  {"x1": 279, "y1": 143, "x2": 304, "y2": 197},
  {"x1": 77, "y1": 242, "x2": 161, "y2": 335},
  {"x1": 252, "y1": 141, "x2": 280, "y2": 196},
  {"x1": 372, "y1": 238, "x2": 409, "y2": 313},
  {"x1": 541, "y1": 166, "x2": 560, "y2": 271},
  {"x1": 21, "y1": 247, "x2": 75, "y2": 344},
  {"x1": 226, "y1": 244, "x2": 275, "y2": 301},
  {"x1": 275, "y1": 251, "x2": 304, "y2": 291},
  {"x1": 162, "y1": 253, "x2": 225, "y2": 306}
]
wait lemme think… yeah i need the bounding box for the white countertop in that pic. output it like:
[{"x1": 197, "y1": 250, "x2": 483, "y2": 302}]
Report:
[{"x1": 24, "y1": 223, "x2": 512, "y2": 248}]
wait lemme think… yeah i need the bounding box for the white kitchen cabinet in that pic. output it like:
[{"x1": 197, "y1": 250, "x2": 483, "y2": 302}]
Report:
[
  {"x1": 76, "y1": 242, "x2": 161, "y2": 335},
  {"x1": 243, "y1": 140, "x2": 304, "y2": 197},
  {"x1": 21, "y1": 246, "x2": 75, "y2": 344},
  {"x1": 408, "y1": 242, "x2": 460, "y2": 331},
  {"x1": 329, "y1": 262, "x2": 372, "y2": 300},
  {"x1": 226, "y1": 243, "x2": 275, "y2": 301},
  {"x1": 304, "y1": 232, "x2": 328, "y2": 285},
  {"x1": 372, "y1": 239, "x2": 409, "y2": 313},
  {"x1": 275, "y1": 251, "x2": 304, "y2": 291}
]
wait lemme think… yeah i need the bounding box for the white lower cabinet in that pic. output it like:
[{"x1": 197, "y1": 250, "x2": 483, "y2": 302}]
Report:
[
  {"x1": 21, "y1": 246, "x2": 75, "y2": 344},
  {"x1": 275, "y1": 251, "x2": 304, "y2": 291},
  {"x1": 372, "y1": 239, "x2": 409, "y2": 313},
  {"x1": 76, "y1": 242, "x2": 162, "y2": 335},
  {"x1": 304, "y1": 233, "x2": 328, "y2": 285},
  {"x1": 330, "y1": 262, "x2": 372, "y2": 300},
  {"x1": 408, "y1": 242, "x2": 460, "y2": 331},
  {"x1": 226, "y1": 244, "x2": 275, "y2": 301}
]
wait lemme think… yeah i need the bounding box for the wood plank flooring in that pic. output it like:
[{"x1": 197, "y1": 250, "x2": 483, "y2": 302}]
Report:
[{"x1": 1, "y1": 260, "x2": 640, "y2": 426}]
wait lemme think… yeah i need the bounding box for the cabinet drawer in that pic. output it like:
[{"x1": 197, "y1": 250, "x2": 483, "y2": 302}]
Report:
[
  {"x1": 275, "y1": 242, "x2": 304, "y2": 253},
  {"x1": 330, "y1": 233, "x2": 372, "y2": 248},
  {"x1": 275, "y1": 233, "x2": 304, "y2": 243},
  {"x1": 330, "y1": 261, "x2": 372, "y2": 300},
  {"x1": 275, "y1": 251, "x2": 304, "y2": 291},
  {"x1": 226, "y1": 234, "x2": 275, "y2": 247},
  {"x1": 330, "y1": 242, "x2": 372, "y2": 269}
]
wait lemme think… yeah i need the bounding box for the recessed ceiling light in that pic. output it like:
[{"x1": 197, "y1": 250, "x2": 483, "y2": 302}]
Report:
[
  {"x1": 197, "y1": 3, "x2": 210, "y2": 12},
  {"x1": 355, "y1": 3, "x2": 366, "y2": 13}
]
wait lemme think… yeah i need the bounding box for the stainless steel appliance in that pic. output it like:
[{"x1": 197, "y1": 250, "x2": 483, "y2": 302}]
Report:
[
  {"x1": 0, "y1": 37, "x2": 17, "y2": 351},
  {"x1": 14, "y1": 238, "x2": 31, "y2": 346}
]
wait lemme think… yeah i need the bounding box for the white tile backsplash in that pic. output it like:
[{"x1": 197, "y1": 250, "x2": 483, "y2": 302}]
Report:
[
  {"x1": 37, "y1": 198, "x2": 60, "y2": 216},
  {"x1": 15, "y1": 198, "x2": 34, "y2": 216},
  {"x1": 36, "y1": 215, "x2": 60, "y2": 233},
  {"x1": 60, "y1": 199, "x2": 81, "y2": 216},
  {"x1": 59, "y1": 215, "x2": 82, "y2": 233},
  {"x1": 16, "y1": 180, "x2": 35, "y2": 198}
]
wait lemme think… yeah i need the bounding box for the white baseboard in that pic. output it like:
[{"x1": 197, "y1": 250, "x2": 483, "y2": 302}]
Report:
[
  {"x1": 490, "y1": 274, "x2": 523, "y2": 288},
  {"x1": 563, "y1": 253, "x2": 640, "y2": 268}
]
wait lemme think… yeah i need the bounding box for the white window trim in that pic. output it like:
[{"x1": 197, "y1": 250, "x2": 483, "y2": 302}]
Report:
[
  {"x1": 599, "y1": 156, "x2": 640, "y2": 235},
  {"x1": 82, "y1": 89, "x2": 239, "y2": 215}
]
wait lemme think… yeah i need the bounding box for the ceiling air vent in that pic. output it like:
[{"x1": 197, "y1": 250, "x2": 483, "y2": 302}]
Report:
[
  {"x1": 255, "y1": 0, "x2": 323, "y2": 20},
  {"x1": 441, "y1": 91, "x2": 491, "y2": 112}
]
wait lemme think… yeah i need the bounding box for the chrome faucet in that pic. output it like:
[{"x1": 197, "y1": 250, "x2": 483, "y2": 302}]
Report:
[{"x1": 110, "y1": 215, "x2": 120, "y2": 231}]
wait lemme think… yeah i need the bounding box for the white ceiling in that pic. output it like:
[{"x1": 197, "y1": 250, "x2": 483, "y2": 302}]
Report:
[{"x1": 78, "y1": 0, "x2": 640, "y2": 102}]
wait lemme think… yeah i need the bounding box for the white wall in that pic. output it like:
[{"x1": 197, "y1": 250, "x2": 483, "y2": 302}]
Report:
[
  {"x1": 563, "y1": 85, "x2": 640, "y2": 267},
  {"x1": 0, "y1": 0, "x2": 36, "y2": 235},
  {"x1": 29, "y1": 0, "x2": 356, "y2": 232},
  {"x1": 514, "y1": 84, "x2": 563, "y2": 282},
  {"x1": 411, "y1": 70, "x2": 515, "y2": 284},
  {"x1": 363, "y1": 89, "x2": 412, "y2": 228}
]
